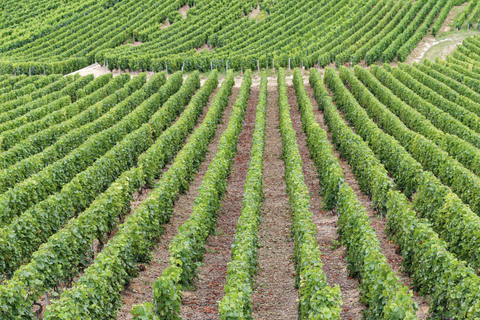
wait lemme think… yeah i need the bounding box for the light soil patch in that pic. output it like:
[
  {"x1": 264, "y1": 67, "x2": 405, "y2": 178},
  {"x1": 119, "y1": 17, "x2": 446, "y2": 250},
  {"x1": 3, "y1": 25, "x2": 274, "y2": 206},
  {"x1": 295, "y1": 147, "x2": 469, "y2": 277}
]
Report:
[
  {"x1": 66, "y1": 63, "x2": 155, "y2": 80},
  {"x1": 122, "y1": 41, "x2": 143, "y2": 47},
  {"x1": 249, "y1": 6, "x2": 260, "y2": 19},
  {"x1": 421, "y1": 31, "x2": 477, "y2": 62},
  {"x1": 196, "y1": 43, "x2": 211, "y2": 53},
  {"x1": 160, "y1": 18, "x2": 170, "y2": 29},
  {"x1": 179, "y1": 4, "x2": 190, "y2": 18}
]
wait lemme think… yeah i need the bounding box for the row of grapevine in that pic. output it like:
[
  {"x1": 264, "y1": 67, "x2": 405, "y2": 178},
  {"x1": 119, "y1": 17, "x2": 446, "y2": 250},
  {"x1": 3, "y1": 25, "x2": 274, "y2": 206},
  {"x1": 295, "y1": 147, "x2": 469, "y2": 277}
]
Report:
[
  {"x1": 277, "y1": 68, "x2": 342, "y2": 318},
  {"x1": 0, "y1": 74, "x2": 152, "y2": 225},
  {"x1": 0, "y1": 74, "x2": 131, "y2": 169},
  {"x1": 416, "y1": 60, "x2": 480, "y2": 104},
  {"x1": 371, "y1": 65, "x2": 480, "y2": 150},
  {"x1": 0, "y1": 76, "x2": 88, "y2": 134},
  {"x1": 301, "y1": 68, "x2": 417, "y2": 318},
  {"x1": 432, "y1": 0, "x2": 456, "y2": 35},
  {"x1": 0, "y1": 74, "x2": 66, "y2": 116},
  {"x1": 42, "y1": 71, "x2": 231, "y2": 319},
  {"x1": 396, "y1": 0, "x2": 447, "y2": 62},
  {"x1": 316, "y1": 67, "x2": 480, "y2": 318},
  {"x1": 330, "y1": 67, "x2": 422, "y2": 199},
  {"x1": 0, "y1": 0, "x2": 455, "y2": 74},
  {"x1": 359, "y1": 65, "x2": 480, "y2": 185},
  {"x1": 342, "y1": 66, "x2": 480, "y2": 270},
  {"x1": 426, "y1": 59, "x2": 480, "y2": 93},
  {"x1": 0, "y1": 71, "x2": 211, "y2": 318},
  {"x1": 398, "y1": 63, "x2": 480, "y2": 122},
  {"x1": 133, "y1": 71, "x2": 252, "y2": 319},
  {"x1": 0, "y1": 75, "x2": 111, "y2": 151},
  {"x1": 218, "y1": 71, "x2": 267, "y2": 319},
  {"x1": 364, "y1": 68, "x2": 480, "y2": 215},
  {"x1": 454, "y1": 0, "x2": 478, "y2": 29},
  {"x1": 339, "y1": 65, "x2": 480, "y2": 225},
  {"x1": 0, "y1": 72, "x2": 175, "y2": 277}
]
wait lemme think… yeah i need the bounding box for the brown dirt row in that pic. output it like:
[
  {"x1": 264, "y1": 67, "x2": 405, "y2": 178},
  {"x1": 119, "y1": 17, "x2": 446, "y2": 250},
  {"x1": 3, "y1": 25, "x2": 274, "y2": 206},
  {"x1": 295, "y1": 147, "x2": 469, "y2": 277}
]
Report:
[
  {"x1": 180, "y1": 86, "x2": 259, "y2": 319},
  {"x1": 304, "y1": 84, "x2": 430, "y2": 319},
  {"x1": 287, "y1": 86, "x2": 364, "y2": 319},
  {"x1": 250, "y1": 86, "x2": 298, "y2": 320},
  {"x1": 115, "y1": 86, "x2": 240, "y2": 319}
]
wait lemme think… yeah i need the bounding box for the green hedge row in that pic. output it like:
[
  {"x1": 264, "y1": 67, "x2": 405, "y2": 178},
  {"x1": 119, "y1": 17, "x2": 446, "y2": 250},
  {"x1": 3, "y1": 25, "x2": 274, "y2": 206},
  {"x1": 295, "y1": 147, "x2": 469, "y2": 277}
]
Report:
[
  {"x1": 219, "y1": 71, "x2": 267, "y2": 319},
  {"x1": 278, "y1": 68, "x2": 342, "y2": 319},
  {"x1": 350, "y1": 66, "x2": 480, "y2": 269},
  {"x1": 0, "y1": 74, "x2": 153, "y2": 225},
  {"x1": 342, "y1": 66, "x2": 480, "y2": 215},
  {"x1": 320, "y1": 67, "x2": 480, "y2": 318},
  {"x1": 360, "y1": 66, "x2": 480, "y2": 178},
  {"x1": 45, "y1": 71, "x2": 232, "y2": 319},
  {"x1": 309, "y1": 68, "x2": 417, "y2": 319},
  {"x1": 144, "y1": 70, "x2": 251, "y2": 319},
  {"x1": 372, "y1": 65, "x2": 480, "y2": 149},
  {"x1": 0, "y1": 72, "x2": 172, "y2": 276},
  {"x1": 397, "y1": 63, "x2": 480, "y2": 131},
  {"x1": 0, "y1": 72, "x2": 216, "y2": 318}
]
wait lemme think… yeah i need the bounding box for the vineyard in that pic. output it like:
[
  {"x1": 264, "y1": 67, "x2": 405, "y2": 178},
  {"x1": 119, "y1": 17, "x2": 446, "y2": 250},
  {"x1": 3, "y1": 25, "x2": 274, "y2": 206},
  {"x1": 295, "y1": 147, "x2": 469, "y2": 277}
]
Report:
[{"x1": 3, "y1": 0, "x2": 480, "y2": 319}]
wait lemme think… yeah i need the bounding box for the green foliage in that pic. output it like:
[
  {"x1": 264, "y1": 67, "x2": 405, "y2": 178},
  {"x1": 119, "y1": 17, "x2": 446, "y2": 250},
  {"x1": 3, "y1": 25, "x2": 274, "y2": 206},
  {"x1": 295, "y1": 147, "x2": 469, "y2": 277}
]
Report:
[
  {"x1": 279, "y1": 69, "x2": 342, "y2": 319},
  {"x1": 144, "y1": 70, "x2": 252, "y2": 318},
  {"x1": 311, "y1": 68, "x2": 417, "y2": 318},
  {"x1": 45, "y1": 71, "x2": 233, "y2": 319},
  {"x1": 295, "y1": 69, "x2": 343, "y2": 209},
  {"x1": 219, "y1": 71, "x2": 266, "y2": 319},
  {"x1": 317, "y1": 66, "x2": 480, "y2": 318}
]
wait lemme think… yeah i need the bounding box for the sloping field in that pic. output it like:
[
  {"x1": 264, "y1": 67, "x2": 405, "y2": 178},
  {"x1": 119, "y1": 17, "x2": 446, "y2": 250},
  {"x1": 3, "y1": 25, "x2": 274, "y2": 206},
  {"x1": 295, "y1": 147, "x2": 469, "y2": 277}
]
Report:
[{"x1": 2, "y1": 1, "x2": 480, "y2": 319}]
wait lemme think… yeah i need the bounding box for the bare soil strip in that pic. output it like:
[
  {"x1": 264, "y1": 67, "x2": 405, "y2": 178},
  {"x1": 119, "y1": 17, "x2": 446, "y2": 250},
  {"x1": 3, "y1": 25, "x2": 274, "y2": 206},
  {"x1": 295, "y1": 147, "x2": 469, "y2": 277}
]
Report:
[
  {"x1": 250, "y1": 86, "x2": 298, "y2": 320},
  {"x1": 287, "y1": 86, "x2": 364, "y2": 319},
  {"x1": 114, "y1": 87, "x2": 240, "y2": 320},
  {"x1": 304, "y1": 84, "x2": 430, "y2": 319},
  {"x1": 179, "y1": 87, "x2": 259, "y2": 319}
]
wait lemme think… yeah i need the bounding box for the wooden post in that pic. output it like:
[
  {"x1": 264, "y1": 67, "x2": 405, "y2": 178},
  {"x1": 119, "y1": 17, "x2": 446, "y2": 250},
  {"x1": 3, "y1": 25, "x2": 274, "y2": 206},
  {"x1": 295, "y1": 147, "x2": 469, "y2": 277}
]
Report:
[
  {"x1": 257, "y1": 59, "x2": 260, "y2": 72},
  {"x1": 288, "y1": 58, "x2": 291, "y2": 70}
]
